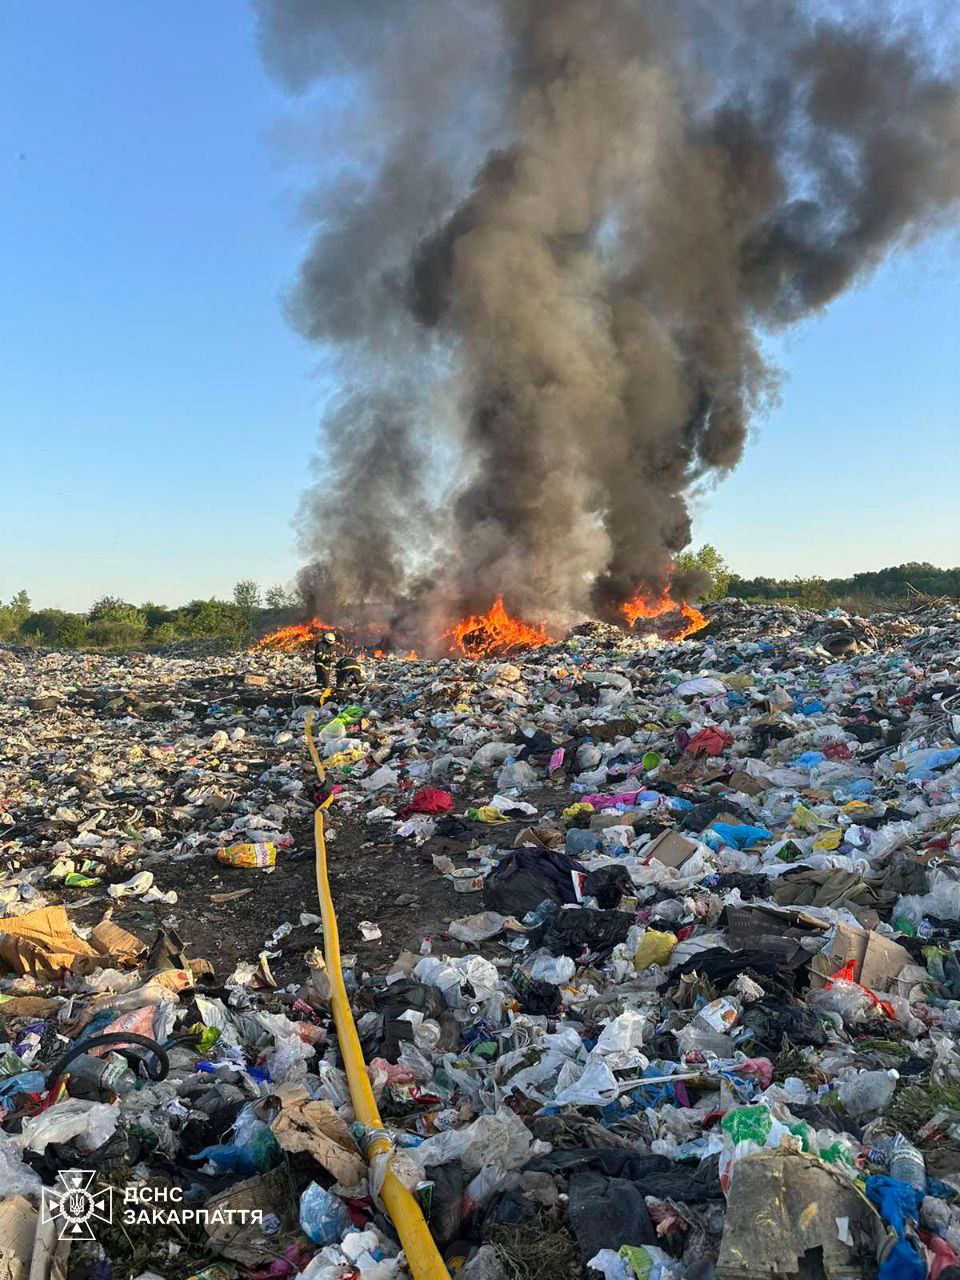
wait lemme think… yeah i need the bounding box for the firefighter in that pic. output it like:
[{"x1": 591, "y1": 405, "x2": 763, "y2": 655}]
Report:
[
  {"x1": 312, "y1": 631, "x2": 337, "y2": 689},
  {"x1": 335, "y1": 651, "x2": 365, "y2": 692}
]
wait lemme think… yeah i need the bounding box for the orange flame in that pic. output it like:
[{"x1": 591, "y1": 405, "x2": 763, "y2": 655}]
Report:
[
  {"x1": 446, "y1": 596, "x2": 553, "y2": 659},
  {"x1": 622, "y1": 587, "x2": 708, "y2": 639},
  {"x1": 255, "y1": 617, "x2": 336, "y2": 653}
]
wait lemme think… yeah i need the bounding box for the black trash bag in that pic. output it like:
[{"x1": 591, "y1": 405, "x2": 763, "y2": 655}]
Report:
[
  {"x1": 739, "y1": 996, "x2": 829, "y2": 1051},
  {"x1": 527, "y1": 1149, "x2": 724, "y2": 1202},
  {"x1": 513, "y1": 728, "x2": 558, "y2": 764},
  {"x1": 434, "y1": 816, "x2": 475, "y2": 840},
  {"x1": 567, "y1": 1171, "x2": 656, "y2": 1259},
  {"x1": 479, "y1": 1188, "x2": 538, "y2": 1227},
  {"x1": 511, "y1": 968, "x2": 563, "y2": 1015},
  {"x1": 708, "y1": 872, "x2": 769, "y2": 899},
  {"x1": 534, "y1": 903, "x2": 632, "y2": 959},
  {"x1": 27, "y1": 1127, "x2": 137, "y2": 1185},
  {"x1": 482, "y1": 848, "x2": 585, "y2": 917},
  {"x1": 681, "y1": 799, "x2": 750, "y2": 834},
  {"x1": 375, "y1": 978, "x2": 447, "y2": 1058},
  {"x1": 175, "y1": 1081, "x2": 247, "y2": 1158},
  {"x1": 645, "y1": 1029, "x2": 680, "y2": 1060},
  {"x1": 585, "y1": 864, "x2": 634, "y2": 909},
  {"x1": 426, "y1": 1160, "x2": 464, "y2": 1247},
  {"x1": 671, "y1": 946, "x2": 802, "y2": 987}
]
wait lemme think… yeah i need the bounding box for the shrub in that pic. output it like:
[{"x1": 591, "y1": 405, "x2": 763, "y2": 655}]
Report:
[
  {"x1": 57, "y1": 614, "x2": 88, "y2": 647},
  {"x1": 88, "y1": 596, "x2": 146, "y2": 629},
  {"x1": 149, "y1": 622, "x2": 182, "y2": 646},
  {"x1": 86, "y1": 619, "x2": 147, "y2": 648},
  {"x1": 19, "y1": 610, "x2": 66, "y2": 643}
]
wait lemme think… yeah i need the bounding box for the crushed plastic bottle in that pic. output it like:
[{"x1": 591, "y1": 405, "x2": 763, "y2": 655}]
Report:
[{"x1": 837, "y1": 1069, "x2": 898, "y2": 1116}]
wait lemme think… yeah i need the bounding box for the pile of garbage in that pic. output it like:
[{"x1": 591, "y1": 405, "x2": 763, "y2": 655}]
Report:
[{"x1": 4, "y1": 597, "x2": 960, "y2": 1280}]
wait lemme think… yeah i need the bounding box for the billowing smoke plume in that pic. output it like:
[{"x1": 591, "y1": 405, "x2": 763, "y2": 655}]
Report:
[{"x1": 257, "y1": 0, "x2": 960, "y2": 634}]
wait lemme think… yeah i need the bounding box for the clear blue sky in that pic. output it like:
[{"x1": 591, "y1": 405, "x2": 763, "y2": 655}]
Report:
[{"x1": 2, "y1": 2, "x2": 958, "y2": 612}]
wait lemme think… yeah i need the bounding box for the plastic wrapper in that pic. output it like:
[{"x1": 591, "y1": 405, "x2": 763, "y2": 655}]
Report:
[
  {"x1": 217, "y1": 842, "x2": 277, "y2": 869},
  {"x1": 20, "y1": 1098, "x2": 120, "y2": 1154},
  {"x1": 0, "y1": 1129, "x2": 42, "y2": 1201},
  {"x1": 807, "y1": 978, "x2": 876, "y2": 1026}
]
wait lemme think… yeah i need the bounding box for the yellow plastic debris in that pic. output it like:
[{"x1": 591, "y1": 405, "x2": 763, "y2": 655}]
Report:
[
  {"x1": 812, "y1": 828, "x2": 843, "y2": 851},
  {"x1": 791, "y1": 803, "x2": 822, "y2": 833},
  {"x1": 634, "y1": 929, "x2": 678, "y2": 971},
  {"x1": 563, "y1": 802, "x2": 594, "y2": 819}
]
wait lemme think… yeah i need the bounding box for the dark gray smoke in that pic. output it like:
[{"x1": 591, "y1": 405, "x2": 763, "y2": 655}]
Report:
[{"x1": 257, "y1": 0, "x2": 960, "y2": 634}]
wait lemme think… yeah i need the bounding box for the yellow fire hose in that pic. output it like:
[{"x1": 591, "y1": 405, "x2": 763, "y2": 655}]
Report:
[{"x1": 305, "y1": 710, "x2": 449, "y2": 1279}]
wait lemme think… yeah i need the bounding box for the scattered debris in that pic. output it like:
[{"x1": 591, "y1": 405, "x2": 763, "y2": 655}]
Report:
[{"x1": 5, "y1": 599, "x2": 960, "y2": 1277}]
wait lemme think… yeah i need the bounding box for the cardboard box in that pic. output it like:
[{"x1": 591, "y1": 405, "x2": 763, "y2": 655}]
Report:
[{"x1": 808, "y1": 921, "x2": 911, "y2": 992}]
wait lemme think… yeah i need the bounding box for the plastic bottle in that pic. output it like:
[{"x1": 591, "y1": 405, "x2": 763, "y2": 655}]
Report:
[
  {"x1": 67, "y1": 1053, "x2": 137, "y2": 1096},
  {"x1": 889, "y1": 1132, "x2": 926, "y2": 1192},
  {"x1": 837, "y1": 1069, "x2": 898, "y2": 1116},
  {"x1": 413, "y1": 1019, "x2": 441, "y2": 1052}
]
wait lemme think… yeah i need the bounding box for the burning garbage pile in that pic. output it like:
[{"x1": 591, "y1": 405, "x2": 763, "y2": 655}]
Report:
[
  {"x1": 257, "y1": 583, "x2": 708, "y2": 665},
  {"x1": 5, "y1": 597, "x2": 960, "y2": 1278}
]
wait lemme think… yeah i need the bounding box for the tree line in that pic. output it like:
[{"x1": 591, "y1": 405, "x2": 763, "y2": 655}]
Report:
[
  {"x1": 2, "y1": 557, "x2": 958, "y2": 651},
  {"x1": 0, "y1": 581, "x2": 294, "y2": 650}
]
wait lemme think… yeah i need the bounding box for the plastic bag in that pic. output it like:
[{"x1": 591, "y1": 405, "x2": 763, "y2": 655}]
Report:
[
  {"x1": 552, "y1": 1057, "x2": 620, "y2": 1106},
  {"x1": 496, "y1": 760, "x2": 537, "y2": 790},
  {"x1": 414, "y1": 954, "x2": 500, "y2": 1007},
  {"x1": 595, "y1": 1010, "x2": 648, "y2": 1054},
  {"x1": 412, "y1": 1107, "x2": 543, "y2": 1174},
  {"x1": 193, "y1": 1101, "x2": 281, "y2": 1174},
  {"x1": 20, "y1": 1099, "x2": 120, "y2": 1154},
  {"x1": 807, "y1": 978, "x2": 876, "y2": 1026},
  {"x1": 0, "y1": 1130, "x2": 42, "y2": 1201},
  {"x1": 528, "y1": 951, "x2": 576, "y2": 984},
  {"x1": 300, "y1": 1181, "x2": 352, "y2": 1245},
  {"x1": 633, "y1": 930, "x2": 678, "y2": 971},
  {"x1": 448, "y1": 912, "x2": 506, "y2": 943}
]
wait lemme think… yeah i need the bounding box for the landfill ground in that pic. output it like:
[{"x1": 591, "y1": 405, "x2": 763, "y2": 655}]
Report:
[{"x1": 4, "y1": 597, "x2": 960, "y2": 1280}]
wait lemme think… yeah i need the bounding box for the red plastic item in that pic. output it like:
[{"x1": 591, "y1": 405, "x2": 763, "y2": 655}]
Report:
[{"x1": 398, "y1": 787, "x2": 454, "y2": 816}]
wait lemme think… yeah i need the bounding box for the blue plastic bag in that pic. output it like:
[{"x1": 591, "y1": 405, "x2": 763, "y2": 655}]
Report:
[
  {"x1": 707, "y1": 822, "x2": 771, "y2": 850},
  {"x1": 866, "y1": 1176, "x2": 925, "y2": 1280},
  {"x1": 300, "y1": 1181, "x2": 352, "y2": 1245},
  {"x1": 191, "y1": 1102, "x2": 281, "y2": 1174}
]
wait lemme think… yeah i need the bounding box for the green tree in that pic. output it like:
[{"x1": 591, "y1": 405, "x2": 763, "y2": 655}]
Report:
[
  {"x1": 86, "y1": 619, "x2": 147, "y2": 648},
  {"x1": 232, "y1": 580, "x2": 261, "y2": 610},
  {"x1": 264, "y1": 585, "x2": 289, "y2": 609},
  {"x1": 182, "y1": 598, "x2": 249, "y2": 641},
  {"x1": 19, "y1": 609, "x2": 67, "y2": 644},
  {"x1": 150, "y1": 621, "x2": 182, "y2": 647},
  {"x1": 8, "y1": 589, "x2": 31, "y2": 620},
  {"x1": 674, "y1": 544, "x2": 731, "y2": 601},
  {"x1": 791, "y1": 576, "x2": 831, "y2": 609},
  {"x1": 57, "y1": 614, "x2": 88, "y2": 648},
  {"x1": 88, "y1": 596, "x2": 146, "y2": 630},
  {"x1": 140, "y1": 601, "x2": 172, "y2": 630}
]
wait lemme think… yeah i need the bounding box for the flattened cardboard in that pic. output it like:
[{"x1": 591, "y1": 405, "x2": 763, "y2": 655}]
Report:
[
  {"x1": 0, "y1": 905, "x2": 98, "y2": 977},
  {"x1": 90, "y1": 919, "x2": 146, "y2": 961},
  {"x1": 725, "y1": 904, "x2": 825, "y2": 968},
  {"x1": 0, "y1": 1195, "x2": 37, "y2": 1280},
  {"x1": 258, "y1": 1083, "x2": 366, "y2": 1186},
  {"x1": 726, "y1": 771, "x2": 770, "y2": 796},
  {"x1": 644, "y1": 829, "x2": 698, "y2": 869}
]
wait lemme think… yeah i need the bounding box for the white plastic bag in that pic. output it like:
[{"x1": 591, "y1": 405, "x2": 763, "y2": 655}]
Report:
[{"x1": 20, "y1": 1099, "x2": 119, "y2": 1154}]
